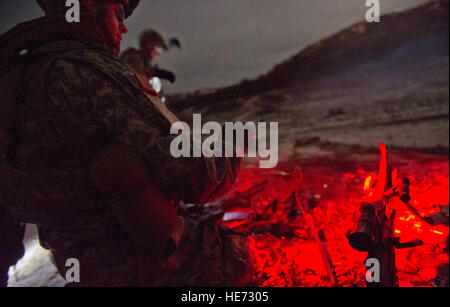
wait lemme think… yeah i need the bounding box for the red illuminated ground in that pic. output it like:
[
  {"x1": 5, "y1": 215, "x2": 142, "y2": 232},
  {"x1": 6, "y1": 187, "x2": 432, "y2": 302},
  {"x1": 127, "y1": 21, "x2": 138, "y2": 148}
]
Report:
[
  {"x1": 7, "y1": 145, "x2": 448, "y2": 287},
  {"x1": 220, "y1": 146, "x2": 449, "y2": 287}
]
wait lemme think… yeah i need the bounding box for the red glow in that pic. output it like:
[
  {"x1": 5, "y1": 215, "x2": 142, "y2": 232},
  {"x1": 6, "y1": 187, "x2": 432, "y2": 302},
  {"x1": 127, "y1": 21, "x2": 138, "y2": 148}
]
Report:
[
  {"x1": 363, "y1": 176, "x2": 372, "y2": 191},
  {"x1": 220, "y1": 150, "x2": 449, "y2": 287}
]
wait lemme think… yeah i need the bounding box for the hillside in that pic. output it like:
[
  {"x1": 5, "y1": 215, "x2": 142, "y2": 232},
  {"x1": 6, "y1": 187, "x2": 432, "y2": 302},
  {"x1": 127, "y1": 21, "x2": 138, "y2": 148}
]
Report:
[{"x1": 168, "y1": 0, "x2": 449, "y2": 152}]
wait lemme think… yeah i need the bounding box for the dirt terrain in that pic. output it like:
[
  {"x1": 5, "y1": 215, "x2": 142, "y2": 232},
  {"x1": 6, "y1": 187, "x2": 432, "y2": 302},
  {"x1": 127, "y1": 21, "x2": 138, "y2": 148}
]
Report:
[
  {"x1": 169, "y1": 0, "x2": 449, "y2": 152},
  {"x1": 8, "y1": 143, "x2": 449, "y2": 287},
  {"x1": 222, "y1": 144, "x2": 449, "y2": 287},
  {"x1": 7, "y1": 1, "x2": 448, "y2": 287}
]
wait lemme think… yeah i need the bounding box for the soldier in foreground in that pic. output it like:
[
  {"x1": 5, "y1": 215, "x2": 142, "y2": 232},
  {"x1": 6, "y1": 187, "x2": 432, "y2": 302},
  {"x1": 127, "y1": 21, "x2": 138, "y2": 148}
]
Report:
[
  {"x1": 121, "y1": 29, "x2": 176, "y2": 85},
  {"x1": 0, "y1": 0, "x2": 253, "y2": 286}
]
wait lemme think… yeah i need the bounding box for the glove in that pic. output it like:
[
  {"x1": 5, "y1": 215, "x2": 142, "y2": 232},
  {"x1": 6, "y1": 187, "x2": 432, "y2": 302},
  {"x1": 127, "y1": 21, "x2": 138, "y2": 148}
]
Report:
[{"x1": 155, "y1": 68, "x2": 176, "y2": 83}]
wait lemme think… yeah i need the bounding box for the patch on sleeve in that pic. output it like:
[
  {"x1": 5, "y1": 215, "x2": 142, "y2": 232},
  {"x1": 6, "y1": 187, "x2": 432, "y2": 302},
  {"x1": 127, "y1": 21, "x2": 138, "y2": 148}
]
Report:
[
  {"x1": 135, "y1": 73, "x2": 160, "y2": 97},
  {"x1": 135, "y1": 73, "x2": 180, "y2": 127}
]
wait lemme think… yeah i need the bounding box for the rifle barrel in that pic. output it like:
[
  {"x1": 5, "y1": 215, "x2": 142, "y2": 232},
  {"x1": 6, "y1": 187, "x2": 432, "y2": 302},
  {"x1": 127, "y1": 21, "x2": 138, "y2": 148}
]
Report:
[{"x1": 294, "y1": 190, "x2": 339, "y2": 286}]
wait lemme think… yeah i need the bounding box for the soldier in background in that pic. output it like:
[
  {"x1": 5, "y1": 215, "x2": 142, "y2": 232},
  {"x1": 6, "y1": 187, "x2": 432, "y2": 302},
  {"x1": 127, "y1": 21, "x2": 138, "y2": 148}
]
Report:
[
  {"x1": 121, "y1": 29, "x2": 176, "y2": 86},
  {"x1": 0, "y1": 0, "x2": 253, "y2": 286}
]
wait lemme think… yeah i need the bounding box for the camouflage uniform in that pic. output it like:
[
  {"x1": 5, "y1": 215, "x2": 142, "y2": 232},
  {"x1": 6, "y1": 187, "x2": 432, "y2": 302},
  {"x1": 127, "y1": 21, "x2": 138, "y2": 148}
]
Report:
[
  {"x1": 0, "y1": 17, "x2": 253, "y2": 286},
  {"x1": 120, "y1": 47, "x2": 176, "y2": 84},
  {"x1": 120, "y1": 48, "x2": 149, "y2": 76},
  {"x1": 120, "y1": 30, "x2": 167, "y2": 77}
]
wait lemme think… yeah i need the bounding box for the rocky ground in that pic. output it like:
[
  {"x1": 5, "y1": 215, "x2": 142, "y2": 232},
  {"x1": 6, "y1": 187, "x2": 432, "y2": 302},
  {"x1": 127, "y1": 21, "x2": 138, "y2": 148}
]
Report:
[
  {"x1": 222, "y1": 143, "x2": 449, "y2": 287},
  {"x1": 8, "y1": 143, "x2": 449, "y2": 287}
]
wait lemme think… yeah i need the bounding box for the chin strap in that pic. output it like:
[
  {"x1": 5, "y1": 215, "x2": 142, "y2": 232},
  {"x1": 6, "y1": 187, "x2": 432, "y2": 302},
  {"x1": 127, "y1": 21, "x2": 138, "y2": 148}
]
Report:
[{"x1": 93, "y1": 6, "x2": 121, "y2": 55}]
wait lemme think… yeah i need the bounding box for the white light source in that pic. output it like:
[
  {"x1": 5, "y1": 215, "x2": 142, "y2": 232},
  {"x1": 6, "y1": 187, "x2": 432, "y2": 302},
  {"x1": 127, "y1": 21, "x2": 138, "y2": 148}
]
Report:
[{"x1": 149, "y1": 77, "x2": 162, "y2": 93}]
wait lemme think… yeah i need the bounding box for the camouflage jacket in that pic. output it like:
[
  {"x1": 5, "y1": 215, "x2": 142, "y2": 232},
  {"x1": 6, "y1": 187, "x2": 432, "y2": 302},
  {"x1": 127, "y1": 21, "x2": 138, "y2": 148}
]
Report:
[
  {"x1": 120, "y1": 47, "x2": 157, "y2": 78},
  {"x1": 0, "y1": 17, "x2": 250, "y2": 286}
]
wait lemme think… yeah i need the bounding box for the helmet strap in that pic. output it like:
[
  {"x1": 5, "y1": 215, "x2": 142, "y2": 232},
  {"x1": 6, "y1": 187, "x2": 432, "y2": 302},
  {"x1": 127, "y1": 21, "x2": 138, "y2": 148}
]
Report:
[{"x1": 90, "y1": 1, "x2": 121, "y2": 55}]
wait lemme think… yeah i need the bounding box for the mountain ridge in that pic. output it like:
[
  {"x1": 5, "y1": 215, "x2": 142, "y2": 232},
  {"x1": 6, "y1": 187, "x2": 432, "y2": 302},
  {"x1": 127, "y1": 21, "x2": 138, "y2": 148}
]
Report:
[{"x1": 168, "y1": 0, "x2": 449, "y2": 112}]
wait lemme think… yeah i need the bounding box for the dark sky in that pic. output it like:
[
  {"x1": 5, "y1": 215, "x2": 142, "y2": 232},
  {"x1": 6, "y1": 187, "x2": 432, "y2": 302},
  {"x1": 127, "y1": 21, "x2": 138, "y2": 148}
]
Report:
[{"x1": 0, "y1": 0, "x2": 427, "y2": 93}]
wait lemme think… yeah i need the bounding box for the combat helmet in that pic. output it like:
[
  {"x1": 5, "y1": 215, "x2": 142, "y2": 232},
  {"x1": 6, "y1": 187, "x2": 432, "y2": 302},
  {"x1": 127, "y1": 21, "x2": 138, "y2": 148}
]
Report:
[
  {"x1": 139, "y1": 29, "x2": 167, "y2": 50},
  {"x1": 37, "y1": 0, "x2": 140, "y2": 18}
]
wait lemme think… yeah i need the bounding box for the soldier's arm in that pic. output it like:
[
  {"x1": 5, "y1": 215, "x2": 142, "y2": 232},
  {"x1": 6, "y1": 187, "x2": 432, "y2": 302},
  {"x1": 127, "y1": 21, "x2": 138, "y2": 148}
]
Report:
[
  {"x1": 153, "y1": 68, "x2": 176, "y2": 83},
  {"x1": 89, "y1": 143, "x2": 178, "y2": 250},
  {"x1": 46, "y1": 58, "x2": 240, "y2": 204},
  {"x1": 144, "y1": 65, "x2": 157, "y2": 78}
]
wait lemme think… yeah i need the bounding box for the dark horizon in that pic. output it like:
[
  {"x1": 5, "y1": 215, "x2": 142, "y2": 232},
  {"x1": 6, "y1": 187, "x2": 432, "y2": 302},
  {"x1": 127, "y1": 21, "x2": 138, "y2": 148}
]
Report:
[{"x1": 0, "y1": 0, "x2": 428, "y2": 93}]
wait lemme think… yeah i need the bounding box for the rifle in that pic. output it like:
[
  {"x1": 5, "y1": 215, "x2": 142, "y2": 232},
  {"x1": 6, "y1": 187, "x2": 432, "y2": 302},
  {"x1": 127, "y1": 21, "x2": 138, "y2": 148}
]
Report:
[
  {"x1": 347, "y1": 143, "x2": 423, "y2": 287},
  {"x1": 293, "y1": 191, "x2": 339, "y2": 286}
]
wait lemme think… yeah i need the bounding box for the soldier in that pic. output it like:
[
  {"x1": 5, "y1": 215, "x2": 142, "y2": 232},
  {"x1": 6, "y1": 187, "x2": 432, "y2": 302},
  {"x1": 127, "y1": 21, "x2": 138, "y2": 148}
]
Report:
[
  {"x1": 0, "y1": 0, "x2": 253, "y2": 286},
  {"x1": 121, "y1": 29, "x2": 176, "y2": 84}
]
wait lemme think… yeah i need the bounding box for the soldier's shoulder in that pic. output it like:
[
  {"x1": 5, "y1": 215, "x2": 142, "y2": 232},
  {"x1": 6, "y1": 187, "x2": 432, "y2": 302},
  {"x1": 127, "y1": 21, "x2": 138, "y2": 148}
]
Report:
[
  {"x1": 22, "y1": 42, "x2": 148, "y2": 112},
  {"x1": 55, "y1": 44, "x2": 134, "y2": 76},
  {"x1": 24, "y1": 41, "x2": 130, "y2": 75},
  {"x1": 33, "y1": 41, "x2": 137, "y2": 88},
  {"x1": 120, "y1": 48, "x2": 145, "y2": 67}
]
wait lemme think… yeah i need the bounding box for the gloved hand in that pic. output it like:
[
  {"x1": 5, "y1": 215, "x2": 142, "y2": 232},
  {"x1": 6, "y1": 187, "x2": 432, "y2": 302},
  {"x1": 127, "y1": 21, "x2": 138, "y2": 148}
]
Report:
[{"x1": 155, "y1": 68, "x2": 176, "y2": 83}]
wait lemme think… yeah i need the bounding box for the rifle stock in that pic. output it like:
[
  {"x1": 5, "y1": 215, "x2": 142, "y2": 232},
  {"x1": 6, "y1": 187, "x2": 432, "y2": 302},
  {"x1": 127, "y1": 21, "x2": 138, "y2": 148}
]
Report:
[{"x1": 348, "y1": 143, "x2": 423, "y2": 287}]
